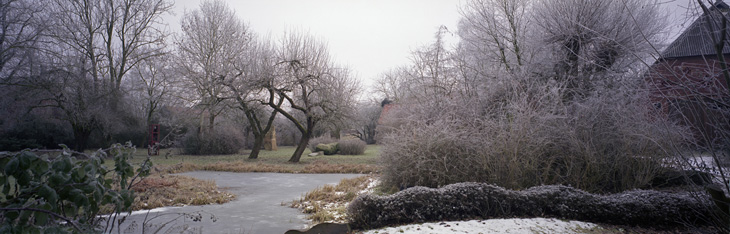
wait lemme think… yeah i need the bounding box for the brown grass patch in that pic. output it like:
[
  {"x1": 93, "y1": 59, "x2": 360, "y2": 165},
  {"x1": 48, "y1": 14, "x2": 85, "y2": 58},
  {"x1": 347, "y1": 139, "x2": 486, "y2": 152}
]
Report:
[
  {"x1": 302, "y1": 160, "x2": 378, "y2": 174},
  {"x1": 129, "y1": 174, "x2": 235, "y2": 211},
  {"x1": 156, "y1": 161, "x2": 379, "y2": 174},
  {"x1": 291, "y1": 175, "x2": 378, "y2": 223},
  {"x1": 154, "y1": 162, "x2": 201, "y2": 174}
]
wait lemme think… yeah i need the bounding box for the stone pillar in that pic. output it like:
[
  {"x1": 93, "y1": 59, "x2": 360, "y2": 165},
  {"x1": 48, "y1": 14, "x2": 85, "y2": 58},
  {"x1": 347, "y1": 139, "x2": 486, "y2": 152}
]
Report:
[{"x1": 264, "y1": 126, "x2": 277, "y2": 151}]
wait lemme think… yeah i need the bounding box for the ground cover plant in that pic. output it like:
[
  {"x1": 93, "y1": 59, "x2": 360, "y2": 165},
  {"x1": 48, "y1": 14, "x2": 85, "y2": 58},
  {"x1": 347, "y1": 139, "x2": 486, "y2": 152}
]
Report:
[
  {"x1": 0, "y1": 144, "x2": 151, "y2": 233},
  {"x1": 347, "y1": 183, "x2": 713, "y2": 231}
]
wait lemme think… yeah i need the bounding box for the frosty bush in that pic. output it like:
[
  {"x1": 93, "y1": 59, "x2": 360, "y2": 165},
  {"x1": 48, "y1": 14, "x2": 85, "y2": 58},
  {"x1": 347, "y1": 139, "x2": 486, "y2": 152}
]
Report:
[
  {"x1": 347, "y1": 183, "x2": 711, "y2": 230},
  {"x1": 308, "y1": 136, "x2": 336, "y2": 152},
  {"x1": 378, "y1": 74, "x2": 686, "y2": 193},
  {"x1": 337, "y1": 139, "x2": 366, "y2": 155}
]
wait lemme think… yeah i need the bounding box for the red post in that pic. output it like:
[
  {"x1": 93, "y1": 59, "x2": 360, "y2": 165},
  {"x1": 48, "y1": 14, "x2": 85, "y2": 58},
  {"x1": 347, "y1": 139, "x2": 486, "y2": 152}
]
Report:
[{"x1": 148, "y1": 124, "x2": 160, "y2": 156}]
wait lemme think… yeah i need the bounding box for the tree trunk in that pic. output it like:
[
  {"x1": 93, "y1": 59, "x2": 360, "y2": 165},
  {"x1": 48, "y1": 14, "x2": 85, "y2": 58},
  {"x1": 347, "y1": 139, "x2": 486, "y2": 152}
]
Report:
[
  {"x1": 288, "y1": 134, "x2": 310, "y2": 163},
  {"x1": 249, "y1": 134, "x2": 264, "y2": 159},
  {"x1": 73, "y1": 127, "x2": 92, "y2": 152},
  {"x1": 289, "y1": 117, "x2": 315, "y2": 163}
]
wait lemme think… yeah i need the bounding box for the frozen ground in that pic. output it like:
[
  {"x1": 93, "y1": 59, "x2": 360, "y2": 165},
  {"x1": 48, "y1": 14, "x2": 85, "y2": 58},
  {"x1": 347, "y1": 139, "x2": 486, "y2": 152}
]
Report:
[{"x1": 360, "y1": 218, "x2": 600, "y2": 234}]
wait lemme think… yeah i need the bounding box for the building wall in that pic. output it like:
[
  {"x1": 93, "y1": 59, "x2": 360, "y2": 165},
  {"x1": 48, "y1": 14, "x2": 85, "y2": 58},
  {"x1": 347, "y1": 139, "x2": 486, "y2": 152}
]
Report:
[{"x1": 647, "y1": 55, "x2": 730, "y2": 145}]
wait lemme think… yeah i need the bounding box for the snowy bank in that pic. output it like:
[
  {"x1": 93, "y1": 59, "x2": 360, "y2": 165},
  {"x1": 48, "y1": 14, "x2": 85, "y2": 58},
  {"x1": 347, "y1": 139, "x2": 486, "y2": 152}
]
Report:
[{"x1": 361, "y1": 218, "x2": 600, "y2": 234}]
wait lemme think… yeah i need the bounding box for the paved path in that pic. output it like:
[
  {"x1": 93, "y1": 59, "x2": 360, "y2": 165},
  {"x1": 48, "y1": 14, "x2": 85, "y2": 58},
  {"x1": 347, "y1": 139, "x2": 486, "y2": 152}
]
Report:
[{"x1": 111, "y1": 172, "x2": 362, "y2": 234}]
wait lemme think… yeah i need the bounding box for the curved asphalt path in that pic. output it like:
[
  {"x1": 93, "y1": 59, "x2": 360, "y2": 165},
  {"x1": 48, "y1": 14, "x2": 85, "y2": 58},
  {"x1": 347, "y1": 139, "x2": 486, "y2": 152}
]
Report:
[{"x1": 111, "y1": 171, "x2": 362, "y2": 234}]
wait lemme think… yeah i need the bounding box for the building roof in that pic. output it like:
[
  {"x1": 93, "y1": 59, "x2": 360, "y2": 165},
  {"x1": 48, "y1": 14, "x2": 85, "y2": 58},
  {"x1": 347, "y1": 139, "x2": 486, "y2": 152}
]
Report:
[{"x1": 661, "y1": 1, "x2": 730, "y2": 59}]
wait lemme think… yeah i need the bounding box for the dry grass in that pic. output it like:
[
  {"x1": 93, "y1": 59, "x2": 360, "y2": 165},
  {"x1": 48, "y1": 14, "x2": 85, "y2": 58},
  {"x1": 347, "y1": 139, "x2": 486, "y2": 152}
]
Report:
[
  {"x1": 133, "y1": 145, "x2": 380, "y2": 174},
  {"x1": 154, "y1": 160, "x2": 378, "y2": 175},
  {"x1": 291, "y1": 175, "x2": 378, "y2": 223},
  {"x1": 98, "y1": 174, "x2": 235, "y2": 214},
  {"x1": 130, "y1": 174, "x2": 235, "y2": 210}
]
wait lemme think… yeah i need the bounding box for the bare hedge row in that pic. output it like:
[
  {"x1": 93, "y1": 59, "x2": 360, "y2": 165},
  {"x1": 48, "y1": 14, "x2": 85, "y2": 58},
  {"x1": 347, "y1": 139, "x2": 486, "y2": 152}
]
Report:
[{"x1": 347, "y1": 183, "x2": 712, "y2": 230}]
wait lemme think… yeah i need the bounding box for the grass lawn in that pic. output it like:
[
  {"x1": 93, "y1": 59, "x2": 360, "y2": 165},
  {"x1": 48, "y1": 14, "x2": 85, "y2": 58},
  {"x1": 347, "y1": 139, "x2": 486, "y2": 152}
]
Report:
[{"x1": 107, "y1": 144, "x2": 381, "y2": 174}]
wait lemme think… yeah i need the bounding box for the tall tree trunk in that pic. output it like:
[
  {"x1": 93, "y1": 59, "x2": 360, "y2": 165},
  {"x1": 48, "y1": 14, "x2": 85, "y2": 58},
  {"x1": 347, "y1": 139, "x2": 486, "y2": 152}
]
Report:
[
  {"x1": 289, "y1": 132, "x2": 310, "y2": 163},
  {"x1": 289, "y1": 117, "x2": 315, "y2": 162},
  {"x1": 249, "y1": 133, "x2": 264, "y2": 159},
  {"x1": 72, "y1": 127, "x2": 92, "y2": 152}
]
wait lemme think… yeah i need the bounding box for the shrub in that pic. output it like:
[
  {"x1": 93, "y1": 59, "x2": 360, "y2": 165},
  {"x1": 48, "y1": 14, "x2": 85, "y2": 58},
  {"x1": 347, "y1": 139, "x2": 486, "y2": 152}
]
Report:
[
  {"x1": 347, "y1": 183, "x2": 712, "y2": 230},
  {"x1": 181, "y1": 130, "x2": 242, "y2": 155},
  {"x1": 338, "y1": 139, "x2": 366, "y2": 155},
  {"x1": 0, "y1": 143, "x2": 151, "y2": 233},
  {"x1": 308, "y1": 136, "x2": 336, "y2": 152},
  {"x1": 378, "y1": 75, "x2": 686, "y2": 193},
  {"x1": 0, "y1": 137, "x2": 42, "y2": 151},
  {"x1": 0, "y1": 117, "x2": 73, "y2": 151},
  {"x1": 316, "y1": 143, "x2": 339, "y2": 155}
]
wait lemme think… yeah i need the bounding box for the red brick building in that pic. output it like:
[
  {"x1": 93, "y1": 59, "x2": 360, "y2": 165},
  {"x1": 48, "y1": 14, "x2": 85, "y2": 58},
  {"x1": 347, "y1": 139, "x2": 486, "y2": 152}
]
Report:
[{"x1": 647, "y1": 1, "x2": 730, "y2": 144}]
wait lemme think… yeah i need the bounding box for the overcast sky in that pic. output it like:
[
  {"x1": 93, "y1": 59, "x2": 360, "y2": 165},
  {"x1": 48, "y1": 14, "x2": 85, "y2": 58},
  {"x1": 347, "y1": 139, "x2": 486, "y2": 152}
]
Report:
[{"x1": 164, "y1": 0, "x2": 704, "y2": 90}]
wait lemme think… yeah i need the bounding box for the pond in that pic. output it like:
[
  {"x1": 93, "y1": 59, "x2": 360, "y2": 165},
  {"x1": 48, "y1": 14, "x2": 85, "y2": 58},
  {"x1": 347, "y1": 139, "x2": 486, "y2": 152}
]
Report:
[{"x1": 109, "y1": 171, "x2": 362, "y2": 234}]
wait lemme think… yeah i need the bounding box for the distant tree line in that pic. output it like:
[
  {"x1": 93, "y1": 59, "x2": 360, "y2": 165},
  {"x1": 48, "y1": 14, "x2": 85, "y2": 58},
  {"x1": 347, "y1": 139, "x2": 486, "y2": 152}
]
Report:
[{"x1": 0, "y1": 0, "x2": 363, "y2": 162}]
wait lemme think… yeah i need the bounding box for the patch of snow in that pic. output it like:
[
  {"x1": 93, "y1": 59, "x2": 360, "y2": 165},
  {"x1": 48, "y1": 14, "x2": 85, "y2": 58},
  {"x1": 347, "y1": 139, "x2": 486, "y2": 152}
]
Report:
[
  {"x1": 361, "y1": 218, "x2": 599, "y2": 234},
  {"x1": 358, "y1": 178, "x2": 380, "y2": 195},
  {"x1": 98, "y1": 207, "x2": 170, "y2": 219}
]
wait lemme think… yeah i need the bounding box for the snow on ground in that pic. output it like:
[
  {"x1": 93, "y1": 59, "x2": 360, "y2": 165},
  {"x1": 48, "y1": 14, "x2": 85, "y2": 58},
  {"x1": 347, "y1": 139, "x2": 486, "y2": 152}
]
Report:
[{"x1": 361, "y1": 218, "x2": 600, "y2": 234}]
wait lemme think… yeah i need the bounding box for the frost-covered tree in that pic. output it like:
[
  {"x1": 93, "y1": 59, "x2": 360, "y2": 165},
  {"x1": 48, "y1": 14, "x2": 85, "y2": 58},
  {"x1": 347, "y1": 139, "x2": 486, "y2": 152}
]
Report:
[
  {"x1": 0, "y1": 0, "x2": 44, "y2": 84},
  {"x1": 266, "y1": 30, "x2": 359, "y2": 162},
  {"x1": 457, "y1": 0, "x2": 532, "y2": 74},
  {"x1": 176, "y1": 0, "x2": 253, "y2": 139},
  {"x1": 378, "y1": 0, "x2": 680, "y2": 194},
  {"x1": 533, "y1": 0, "x2": 666, "y2": 98}
]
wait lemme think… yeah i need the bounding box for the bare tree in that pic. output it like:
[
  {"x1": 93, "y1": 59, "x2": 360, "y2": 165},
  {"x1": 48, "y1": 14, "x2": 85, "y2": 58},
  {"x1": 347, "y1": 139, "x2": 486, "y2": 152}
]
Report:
[
  {"x1": 0, "y1": 0, "x2": 43, "y2": 84},
  {"x1": 533, "y1": 0, "x2": 666, "y2": 98},
  {"x1": 458, "y1": 0, "x2": 532, "y2": 74},
  {"x1": 28, "y1": 67, "x2": 106, "y2": 151},
  {"x1": 373, "y1": 67, "x2": 408, "y2": 102},
  {"x1": 47, "y1": 0, "x2": 171, "y2": 98},
  {"x1": 32, "y1": 0, "x2": 171, "y2": 150},
  {"x1": 403, "y1": 26, "x2": 458, "y2": 102},
  {"x1": 223, "y1": 38, "x2": 282, "y2": 159},
  {"x1": 100, "y1": 0, "x2": 173, "y2": 108},
  {"x1": 353, "y1": 101, "x2": 380, "y2": 144},
  {"x1": 176, "y1": 0, "x2": 253, "y2": 140},
  {"x1": 128, "y1": 54, "x2": 174, "y2": 126},
  {"x1": 266, "y1": 30, "x2": 359, "y2": 162}
]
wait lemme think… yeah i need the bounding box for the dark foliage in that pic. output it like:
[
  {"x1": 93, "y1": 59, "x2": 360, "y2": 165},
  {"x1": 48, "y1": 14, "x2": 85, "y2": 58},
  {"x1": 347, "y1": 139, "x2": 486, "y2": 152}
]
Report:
[
  {"x1": 0, "y1": 117, "x2": 73, "y2": 151},
  {"x1": 181, "y1": 131, "x2": 242, "y2": 155},
  {"x1": 347, "y1": 183, "x2": 713, "y2": 230},
  {"x1": 0, "y1": 144, "x2": 150, "y2": 233}
]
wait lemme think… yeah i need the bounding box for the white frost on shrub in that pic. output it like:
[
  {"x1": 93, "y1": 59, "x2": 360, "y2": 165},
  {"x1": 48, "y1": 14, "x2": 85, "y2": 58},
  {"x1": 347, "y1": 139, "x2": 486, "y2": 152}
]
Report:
[{"x1": 347, "y1": 183, "x2": 712, "y2": 230}]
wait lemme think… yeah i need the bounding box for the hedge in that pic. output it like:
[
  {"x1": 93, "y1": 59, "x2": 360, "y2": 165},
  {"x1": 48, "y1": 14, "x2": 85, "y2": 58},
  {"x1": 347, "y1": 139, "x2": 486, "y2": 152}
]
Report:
[{"x1": 347, "y1": 183, "x2": 713, "y2": 230}]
